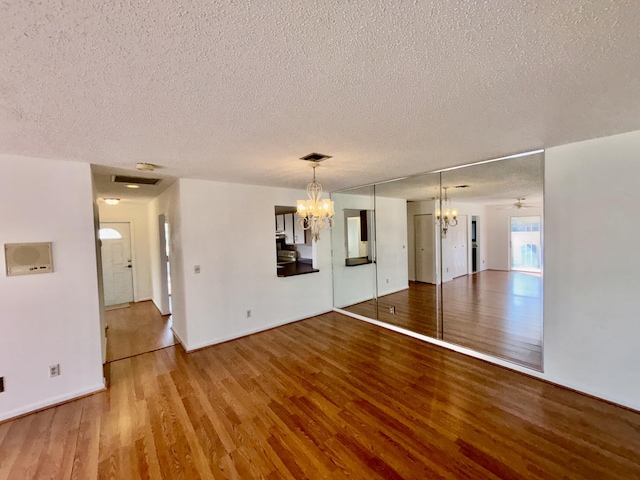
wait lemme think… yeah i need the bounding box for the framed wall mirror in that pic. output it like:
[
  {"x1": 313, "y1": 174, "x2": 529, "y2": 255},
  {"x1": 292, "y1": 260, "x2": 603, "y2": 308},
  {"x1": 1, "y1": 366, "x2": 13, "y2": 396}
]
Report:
[{"x1": 332, "y1": 152, "x2": 544, "y2": 371}]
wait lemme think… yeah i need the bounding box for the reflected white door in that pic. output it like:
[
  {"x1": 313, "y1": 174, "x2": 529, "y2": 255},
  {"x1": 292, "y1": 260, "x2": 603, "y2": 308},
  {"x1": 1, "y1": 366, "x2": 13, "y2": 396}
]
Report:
[
  {"x1": 452, "y1": 215, "x2": 468, "y2": 278},
  {"x1": 442, "y1": 215, "x2": 468, "y2": 281},
  {"x1": 415, "y1": 214, "x2": 435, "y2": 283},
  {"x1": 100, "y1": 222, "x2": 134, "y2": 306},
  {"x1": 347, "y1": 217, "x2": 361, "y2": 258}
]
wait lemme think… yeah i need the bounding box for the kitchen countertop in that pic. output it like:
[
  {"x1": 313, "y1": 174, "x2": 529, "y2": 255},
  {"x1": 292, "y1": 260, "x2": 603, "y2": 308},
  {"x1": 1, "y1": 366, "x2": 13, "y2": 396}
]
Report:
[
  {"x1": 345, "y1": 257, "x2": 373, "y2": 267},
  {"x1": 277, "y1": 260, "x2": 319, "y2": 277}
]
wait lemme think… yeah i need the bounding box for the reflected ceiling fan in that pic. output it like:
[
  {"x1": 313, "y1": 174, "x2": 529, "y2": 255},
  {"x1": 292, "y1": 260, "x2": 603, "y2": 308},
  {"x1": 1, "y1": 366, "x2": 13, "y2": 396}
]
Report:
[{"x1": 497, "y1": 197, "x2": 536, "y2": 210}]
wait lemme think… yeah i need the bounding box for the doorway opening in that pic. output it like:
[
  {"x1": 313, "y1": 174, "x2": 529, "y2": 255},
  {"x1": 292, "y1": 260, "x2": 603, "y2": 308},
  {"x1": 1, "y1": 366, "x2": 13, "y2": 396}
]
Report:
[
  {"x1": 99, "y1": 218, "x2": 176, "y2": 363},
  {"x1": 158, "y1": 214, "x2": 172, "y2": 315},
  {"x1": 471, "y1": 215, "x2": 479, "y2": 273},
  {"x1": 510, "y1": 216, "x2": 541, "y2": 273}
]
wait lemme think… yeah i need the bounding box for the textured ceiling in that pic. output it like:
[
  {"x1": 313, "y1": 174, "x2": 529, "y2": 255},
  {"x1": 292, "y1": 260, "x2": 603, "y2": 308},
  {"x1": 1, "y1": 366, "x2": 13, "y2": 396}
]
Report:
[
  {"x1": 369, "y1": 152, "x2": 544, "y2": 204},
  {"x1": 2, "y1": 1, "x2": 640, "y2": 195}
]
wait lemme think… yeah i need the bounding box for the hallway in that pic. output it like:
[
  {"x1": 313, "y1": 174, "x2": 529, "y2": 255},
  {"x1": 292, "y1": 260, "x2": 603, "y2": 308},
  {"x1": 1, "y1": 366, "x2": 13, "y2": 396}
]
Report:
[{"x1": 106, "y1": 301, "x2": 176, "y2": 362}]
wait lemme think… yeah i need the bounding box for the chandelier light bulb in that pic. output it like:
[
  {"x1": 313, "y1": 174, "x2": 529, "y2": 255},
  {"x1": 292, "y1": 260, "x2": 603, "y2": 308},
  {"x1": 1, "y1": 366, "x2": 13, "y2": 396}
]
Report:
[
  {"x1": 296, "y1": 160, "x2": 335, "y2": 242},
  {"x1": 435, "y1": 187, "x2": 458, "y2": 238}
]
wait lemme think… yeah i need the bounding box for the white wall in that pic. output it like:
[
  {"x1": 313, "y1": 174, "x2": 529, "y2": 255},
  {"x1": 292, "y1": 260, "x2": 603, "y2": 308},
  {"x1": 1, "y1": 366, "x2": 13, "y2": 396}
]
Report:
[
  {"x1": 0, "y1": 155, "x2": 104, "y2": 422},
  {"x1": 474, "y1": 211, "x2": 489, "y2": 273},
  {"x1": 91, "y1": 182, "x2": 107, "y2": 363},
  {"x1": 176, "y1": 179, "x2": 333, "y2": 351},
  {"x1": 331, "y1": 192, "x2": 377, "y2": 308},
  {"x1": 485, "y1": 205, "x2": 542, "y2": 270},
  {"x1": 375, "y1": 196, "x2": 409, "y2": 296},
  {"x1": 544, "y1": 130, "x2": 640, "y2": 411},
  {"x1": 98, "y1": 201, "x2": 153, "y2": 302}
]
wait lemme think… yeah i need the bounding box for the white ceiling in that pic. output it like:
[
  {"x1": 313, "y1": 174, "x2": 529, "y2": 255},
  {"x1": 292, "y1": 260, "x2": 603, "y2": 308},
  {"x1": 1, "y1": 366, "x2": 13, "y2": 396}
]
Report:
[
  {"x1": 2, "y1": 1, "x2": 640, "y2": 195},
  {"x1": 339, "y1": 152, "x2": 543, "y2": 205}
]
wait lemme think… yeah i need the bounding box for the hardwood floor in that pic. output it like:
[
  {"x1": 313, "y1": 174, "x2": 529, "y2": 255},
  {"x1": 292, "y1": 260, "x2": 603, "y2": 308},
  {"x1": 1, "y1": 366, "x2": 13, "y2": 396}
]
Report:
[
  {"x1": 106, "y1": 300, "x2": 177, "y2": 362},
  {"x1": 2, "y1": 312, "x2": 639, "y2": 479},
  {"x1": 344, "y1": 270, "x2": 542, "y2": 369}
]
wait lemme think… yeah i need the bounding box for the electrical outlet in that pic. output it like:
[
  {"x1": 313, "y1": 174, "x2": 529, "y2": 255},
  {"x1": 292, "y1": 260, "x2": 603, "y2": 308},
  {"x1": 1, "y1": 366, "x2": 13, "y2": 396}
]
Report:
[
  {"x1": 194, "y1": 265, "x2": 201, "y2": 274},
  {"x1": 0, "y1": 377, "x2": 4, "y2": 393},
  {"x1": 389, "y1": 306, "x2": 396, "y2": 315},
  {"x1": 49, "y1": 364, "x2": 60, "y2": 377},
  {"x1": 246, "y1": 310, "x2": 251, "y2": 318},
  {"x1": 386, "y1": 278, "x2": 389, "y2": 284}
]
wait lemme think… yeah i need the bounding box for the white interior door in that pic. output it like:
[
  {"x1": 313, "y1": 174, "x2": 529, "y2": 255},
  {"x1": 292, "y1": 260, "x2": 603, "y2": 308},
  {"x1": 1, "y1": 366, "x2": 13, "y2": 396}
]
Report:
[
  {"x1": 415, "y1": 214, "x2": 435, "y2": 283},
  {"x1": 100, "y1": 222, "x2": 134, "y2": 306},
  {"x1": 452, "y1": 215, "x2": 468, "y2": 278}
]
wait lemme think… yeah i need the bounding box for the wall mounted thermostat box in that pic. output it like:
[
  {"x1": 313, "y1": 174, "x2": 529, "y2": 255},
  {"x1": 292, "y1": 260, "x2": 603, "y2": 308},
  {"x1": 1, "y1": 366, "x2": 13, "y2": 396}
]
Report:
[{"x1": 4, "y1": 242, "x2": 53, "y2": 276}]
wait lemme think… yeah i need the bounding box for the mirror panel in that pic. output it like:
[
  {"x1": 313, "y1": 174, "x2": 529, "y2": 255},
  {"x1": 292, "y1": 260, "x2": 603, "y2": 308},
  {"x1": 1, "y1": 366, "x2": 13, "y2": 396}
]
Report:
[
  {"x1": 373, "y1": 173, "x2": 443, "y2": 337},
  {"x1": 331, "y1": 186, "x2": 377, "y2": 319},
  {"x1": 440, "y1": 154, "x2": 543, "y2": 369}
]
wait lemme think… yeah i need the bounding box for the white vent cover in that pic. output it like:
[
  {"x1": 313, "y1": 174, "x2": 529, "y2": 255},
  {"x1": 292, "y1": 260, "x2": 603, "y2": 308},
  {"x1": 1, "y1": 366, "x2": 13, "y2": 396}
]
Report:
[{"x1": 4, "y1": 242, "x2": 53, "y2": 276}]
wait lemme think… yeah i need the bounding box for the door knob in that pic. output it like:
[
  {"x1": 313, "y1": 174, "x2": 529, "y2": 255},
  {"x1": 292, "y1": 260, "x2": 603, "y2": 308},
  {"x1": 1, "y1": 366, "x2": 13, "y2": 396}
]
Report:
[{"x1": 126, "y1": 265, "x2": 132, "y2": 269}]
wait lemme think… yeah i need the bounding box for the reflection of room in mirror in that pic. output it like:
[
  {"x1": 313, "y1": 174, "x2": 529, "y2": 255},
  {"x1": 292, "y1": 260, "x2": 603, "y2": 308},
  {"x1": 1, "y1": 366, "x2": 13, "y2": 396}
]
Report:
[
  {"x1": 344, "y1": 208, "x2": 373, "y2": 265},
  {"x1": 330, "y1": 189, "x2": 377, "y2": 311},
  {"x1": 333, "y1": 152, "x2": 544, "y2": 371}
]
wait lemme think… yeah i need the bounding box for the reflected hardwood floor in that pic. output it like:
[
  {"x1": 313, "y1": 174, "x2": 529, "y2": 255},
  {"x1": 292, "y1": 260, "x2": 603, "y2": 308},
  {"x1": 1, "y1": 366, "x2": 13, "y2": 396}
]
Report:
[
  {"x1": 343, "y1": 270, "x2": 542, "y2": 369},
  {"x1": 106, "y1": 300, "x2": 176, "y2": 362},
  {"x1": 1, "y1": 312, "x2": 639, "y2": 479}
]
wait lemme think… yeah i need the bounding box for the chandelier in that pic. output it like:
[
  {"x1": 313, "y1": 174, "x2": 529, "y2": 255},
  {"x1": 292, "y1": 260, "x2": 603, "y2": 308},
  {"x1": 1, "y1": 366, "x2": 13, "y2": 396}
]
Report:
[
  {"x1": 296, "y1": 153, "x2": 335, "y2": 242},
  {"x1": 435, "y1": 187, "x2": 458, "y2": 238}
]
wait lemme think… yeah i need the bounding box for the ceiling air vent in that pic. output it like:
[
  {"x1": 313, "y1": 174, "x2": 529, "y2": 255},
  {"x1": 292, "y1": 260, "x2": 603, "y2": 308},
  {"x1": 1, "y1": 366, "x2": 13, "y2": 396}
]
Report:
[
  {"x1": 111, "y1": 175, "x2": 162, "y2": 186},
  {"x1": 300, "y1": 152, "x2": 332, "y2": 162}
]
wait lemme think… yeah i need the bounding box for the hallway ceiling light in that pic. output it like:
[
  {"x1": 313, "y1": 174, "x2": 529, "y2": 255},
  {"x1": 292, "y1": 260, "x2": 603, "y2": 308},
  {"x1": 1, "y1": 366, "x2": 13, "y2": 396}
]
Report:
[
  {"x1": 435, "y1": 187, "x2": 457, "y2": 237},
  {"x1": 125, "y1": 184, "x2": 140, "y2": 189},
  {"x1": 104, "y1": 198, "x2": 120, "y2": 205},
  {"x1": 136, "y1": 163, "x2": 156, "y2": 172},
  {"x1": 296, "y1": 153, "x2": 334, "y2": 242}
]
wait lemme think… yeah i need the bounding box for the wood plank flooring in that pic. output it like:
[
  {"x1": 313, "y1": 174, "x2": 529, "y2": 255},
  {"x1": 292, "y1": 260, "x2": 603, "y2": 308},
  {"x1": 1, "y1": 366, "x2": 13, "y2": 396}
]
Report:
[
  {"x1": 344, "y1": 270, "x2": 542, "y2": 369},
  {"x1": 106, "y1": 300, "x2": 177, "y2": 362},
  {"x1": 1, "y1": 312, "x2": 639, "y2": 479}
]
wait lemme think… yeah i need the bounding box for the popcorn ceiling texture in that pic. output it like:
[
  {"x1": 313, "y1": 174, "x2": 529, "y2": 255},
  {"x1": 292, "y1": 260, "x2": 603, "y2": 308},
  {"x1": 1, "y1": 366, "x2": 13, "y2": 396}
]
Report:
[{"x1": 1, "y1": 1, "x2": 640, "y2": 191}]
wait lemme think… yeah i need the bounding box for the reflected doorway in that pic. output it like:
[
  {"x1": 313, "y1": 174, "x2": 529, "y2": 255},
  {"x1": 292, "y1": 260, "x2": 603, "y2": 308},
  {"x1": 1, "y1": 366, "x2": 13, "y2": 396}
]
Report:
[
  {"x1": 414, "y1": 214, "x2": 436, "y2": 284},
  {"x1": 510, "y1": 216, "x2": 542, "y2": 273},
  {"x1": 471, "y1": 215, "x2": 479, "y2": 273}
]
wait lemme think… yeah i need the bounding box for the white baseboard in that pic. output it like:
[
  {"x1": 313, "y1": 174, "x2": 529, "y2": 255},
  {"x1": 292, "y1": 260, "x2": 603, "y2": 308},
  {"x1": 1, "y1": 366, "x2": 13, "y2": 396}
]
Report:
[
  {"x1": 0, "y1": 382, "x2": 106, "y2": 423},
  {"x1": 335, "y1": 295, "x2": 376, "y2": 309},
  {"x1": 184, "y1": 309, "x2": 333, "y2": 352},
  {"x1": 171, "y1": 327, "x2": 187, "y2": 350},
  {"x1": 377, "y1": 284, "x2": 410, "y2": 298},
  {"x1": 152, "y1": 298, "x2": 171, "y2": 316}
]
